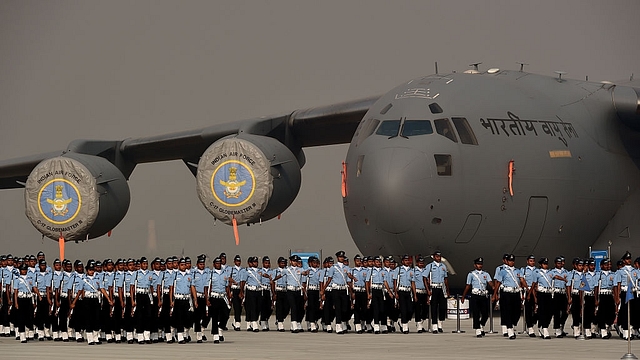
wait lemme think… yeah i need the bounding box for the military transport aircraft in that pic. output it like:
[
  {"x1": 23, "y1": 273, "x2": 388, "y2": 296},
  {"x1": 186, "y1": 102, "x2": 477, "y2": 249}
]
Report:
[{"x1": 1, "y1": 67, "x2": 640, "y2": 283}]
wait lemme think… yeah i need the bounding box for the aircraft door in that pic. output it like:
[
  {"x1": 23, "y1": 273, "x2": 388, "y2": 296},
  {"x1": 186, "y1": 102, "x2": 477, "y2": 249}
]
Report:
[{"x1": 512, "y1": 196, "x2": 548, "y2": 256}]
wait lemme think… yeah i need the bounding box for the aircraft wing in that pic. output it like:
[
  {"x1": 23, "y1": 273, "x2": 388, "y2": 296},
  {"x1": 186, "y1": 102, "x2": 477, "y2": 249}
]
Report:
[{"x1": 0, "y1": 95, "x2": 379, "y2": 189}]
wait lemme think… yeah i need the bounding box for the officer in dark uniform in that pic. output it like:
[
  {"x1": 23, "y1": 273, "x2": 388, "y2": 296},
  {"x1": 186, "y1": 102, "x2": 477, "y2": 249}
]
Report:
[
  {"x1": 170, "y1": 258, "x2": 197, "y2": 344},
  {"x1": 412, "y1": 256, "x2": 429, "y2": 333},
  {"x1": 532, "y1": 257, "x2": 553, "y2": 339},
  {"x1": 521, "y1": 255, "x2": 537, "y2": 337},
  {"x1": 569, "y1": 258, "x2": 585, "y2": 338},
  {"x1": 596, "y1": 258, "x2": 615, "y2": 339},
  {"x1": 424, "y1": 251, "x2": 449, "y2": 333},
  {"x1": 13, "y1": 263, "x2": 34, "y2": 343},
  {"x1": 492, "y1": 254, "x2": 526, "y2": 339},
  {"x1": 205, "y1": 257, "x2": 229, "y2": 343},
  {"x1": 396, "y1": 255, "x2": 414, "y2": 334},
  {"x1": 259, "y1": 256, "x2": 275, "y2": 331},
  {"x1": 273, "y1": 256, "x2": 289, "y2": 332},
  {"x1": 461, "y1": 257, "x2": 492, "y2": 337}
]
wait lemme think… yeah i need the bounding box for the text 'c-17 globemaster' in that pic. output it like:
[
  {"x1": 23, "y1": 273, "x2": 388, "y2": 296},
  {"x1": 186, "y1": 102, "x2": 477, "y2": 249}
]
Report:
[{"x1": 1, "y1": 65, "x2": 640, "y2": 286}]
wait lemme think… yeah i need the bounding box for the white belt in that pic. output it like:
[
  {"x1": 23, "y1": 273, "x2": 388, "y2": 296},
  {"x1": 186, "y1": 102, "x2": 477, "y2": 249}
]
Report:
[
  {"x1": 261, "y1": 285, "x2": 270, "y2": 291},
  {"x1": 599, "y1": 289, "x2": 612, "y2": 295},
  {"x1": 18, "y1": 292, "x2": 32, "y2": 298},
  {"x1": 621, "y1": 286, "x2": 628, "y2": 292},
  {"x1": 60, "y1": 293, "x2": 68, "y2": 298},
  {"x1": 537, "y1": 286, "x2": 553, "y2": 293},
  {"x1": 163, "y1": 288, "x2": 170, "y2": 294},
  {"x1": 210, "y1": 292, "x2": 226, "y2": 299},
  {"x1": 136, "y1": 289, "x2": 149, "y2": 294},
  {"x1": 174, "y1": 294, "x2": 190, "y2": 300},
  {"x1": 245, "y1": 285, "x2": 259, "y2": 291},
  {"x1": 353, "y1": 286, "x2": 366, "y2": 292},
  {"x1": 307, "y1": 285, "x2": 319, "y2": 290},
  {"x1": 398, "y1": 286, "x2": 411, "y2": 292},
  {"x1": 415, "y1": 289, "x2": 427, "y2": 294},
  {"x1": 196, "y1": 292, "x2": 205, "y2": 298},
  {"x1": 571, "y1": 290, "x2": 580, "y2": 295},
  {"x1": 584, "y1": 291, "x2": 594, "y2": 296},
  {"x1": 553, "y1": 288, "x2": 566, "y2": 294},
  {"x1": 502, "y1": 287, "x2": 520, "y2": 293},
  {"x1": 113, "y1": 293, "x2": 119, "y2": 298},
  {"x1": 124, "y1": 292, "x2": 131, "y2": 297},
  {"x1": 231, "y1": 285, "x2": 240, "y2": 290},
  {"x1": 430, "y1": 283, "x2": 443, "y2": 288},
  {"x1": 371, "y1": 284, "x2": 383, "y2": 290},
  {"x1": 332, "y1": 285, "x2": 347, "y2": 290},
  {"x1": 286, "y1": 286, "x2": 301, "y2": 291},
  {"x1": 472, "y1": 289, "x2": 488, "y2": 296},
  {"x1": 84, "y1": 292, "x2": 99, "y2": 299},
  {"x1": 275, "y1": 286, "x2": 286, "y2": 292}
]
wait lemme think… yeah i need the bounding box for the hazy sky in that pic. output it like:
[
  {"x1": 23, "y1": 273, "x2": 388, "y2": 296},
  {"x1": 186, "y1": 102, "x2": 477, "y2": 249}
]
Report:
[{"x1": 1, "y1": 1, "x2": 639, "y2": 262}]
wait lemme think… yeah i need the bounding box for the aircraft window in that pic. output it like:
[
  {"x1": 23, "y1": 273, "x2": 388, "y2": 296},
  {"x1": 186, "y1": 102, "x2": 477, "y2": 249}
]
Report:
[
  {"x1": 375, "y1": 120, "x2": 401, "y2": 136},
  {"x1": 434, "y1": 118, "x2": 458, "y2": 143},
  {"x1": 357, "y1": 155, "x2": 364, "y2": 177},
  {"x1": 380, "y1": 103, "x2": 393, "y2": 115},
  {"x1": 434, "y1": 154, "x2": 452, "y2": 176},
  {"x1": 401, "y1": 120, "x2": 433, "y2": 137},
  {"x1": 354, "y1": 119, "x2": 380, "y2": 147},
  {"x1": 452, "y1": 117, "x2": 478, "y2": 145},
  {"x1": 429, "y1": 103, "x2": 443, "y2": 114}
]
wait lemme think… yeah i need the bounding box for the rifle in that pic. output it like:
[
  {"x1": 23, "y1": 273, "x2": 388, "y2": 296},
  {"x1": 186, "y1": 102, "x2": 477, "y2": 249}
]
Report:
[
  {"x1": 0, "y1": 275, "x2": 4, "y2": 310},
  {"x1": 49, "y1": 273, "x2": 55, "y2": 315},
  {"x1": 110, "y1": 273, "x2": 116, "y2": 317},
  {"x1": 206, "y1": 272, "x2": 212, "y2": 317},
  {"x1": 131, "y1": 272, "x2": 138, "y2": 317},
  {"x1": 158, "y1": 272, "x2": 165, "y2": 317},
  {"x1": 170, "y1": 277, "x2": 177, "y2": 317}
]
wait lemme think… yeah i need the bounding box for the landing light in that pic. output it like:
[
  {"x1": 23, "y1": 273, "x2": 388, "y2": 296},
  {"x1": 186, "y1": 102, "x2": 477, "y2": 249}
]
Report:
[{"x1": 508, "y1": 160, "x2": 515, "y2": 196}]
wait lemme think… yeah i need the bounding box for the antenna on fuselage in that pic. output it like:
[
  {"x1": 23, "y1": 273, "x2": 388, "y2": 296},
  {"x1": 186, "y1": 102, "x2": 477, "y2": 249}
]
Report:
[
  {"x1": 554, "y1": 71, "x2": 567, "y2": 82},
  {"x1": 469, "y1": 62, "x2": 482, "y2": 72},
  {"x1": 631, "y1": 73, "x2": 635, "y2": 81},
  {"x1": 435, "y1": 62, "x2": 438, "y2": 75},
  {"x1": 516, "y1": 62, "x2": 529, "y2": 72}
]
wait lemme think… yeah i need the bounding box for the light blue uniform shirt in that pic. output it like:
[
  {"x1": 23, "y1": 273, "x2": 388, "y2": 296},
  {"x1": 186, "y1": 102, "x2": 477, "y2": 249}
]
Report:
[
  {"x1": 209, "y1": 269, "x2": 227, "y2": 294},
  {"x1": 396, "y1": 266, "x2": 413, "y2": 288},
  {"x1": 521, "y1": 266, "x2": 536, "y2": 287},
  {"x1": 162, "y1": 270, "x2": 176, "y2": 292},
  {"x1": 61, "y1": 272, "x2": 74, "y2": 293},
  {"x1": 193, "y1": 268, "x2": 211, "y2": 293},
  {"x1": 260, "y1": 268, "x2": 275, "y2": 289},
  {"x1": 245, "y1": 267, "x2": 263, "y2": 288},
  {"x1": 82, "y1": 274, "x2": 102, "y2": 294},
  {"x1": 615, "y1": 265, "x2": 638, "y2": 289},
  {"x1": 124, "y1": 271, "x2": 135, "y2": 294},
  {"x1": 14, "y1": 274, "x2": 34, "y2": 294},
  {"x1": 413, "y1": 267, "x2": 426, "y2": 290},
  {"x1": 327, "y1": 264, "x2": 350, "y2": 286},
  {"x1": 134, "y1": 269, "x2": 153, "y2": 290},
  {"x1": 466, "y1": 270, "x2": 492, "y2": 291},
  {"x1": 102, "y1": 271, "x2": 115, "y2": 292},
  {"x1": 71, "y1": 272, "x2": 85, "y2": 296},
  {"x1": 383, "y1": 267, "x2": 397, "y2": 289},
  {"x1": 370, "y1": 267, "x2": 385, "y2": 285},
  {"x1": 549, "y1": 268, "x2": 569, "y2": 289},
  {"x1": 173, "y1": 271, "x2": 193, "y2": 295},
  {"x1": 34, "y1": 270, "x2": 52, "y2": 293},
  {"x1": 350, "y1": 267, "x2": 368, "y2": 288},
  {"x1": 275, "y1": 267, "x2": 288, "y2": 288},
  {"x1": 425, "y1": 262, "x2": 448, "y2": 284},
  {"x1": 568, "y1": 269, "x2": 584, "y2": 290},
  {"x1": 52, "y1": 270, "x2": 64, "y2": 291},
  {"x1": 114, "y1": 271, "x2": 126, "y2": 294},
  {"x1": 306, "y1": 268, "x2": 320, "y2": 287},
  {"x1": 495, "y1": 266, "x2": 522, "y2": 288},
  {"x1": 285, "y1": 266, "x2": 305, "y2": 289},
  {"x1": 585, "y1": 271, "x2": 598, "y2": 290},
  {"x1": 229, "y1": 266, "x2": 247, "y2": 288},
  {"x1": 598, "y1": 270, "x2": 615, "y2": 290},
  {"x1": 533, "y1": 268, "x2": 553, "y2": 288}
]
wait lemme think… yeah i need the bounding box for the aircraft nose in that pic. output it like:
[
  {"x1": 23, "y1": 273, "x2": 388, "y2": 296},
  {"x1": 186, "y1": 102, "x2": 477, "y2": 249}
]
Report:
[{"x1": 366, "y1": 147, "x2": 432, "y2": 234}]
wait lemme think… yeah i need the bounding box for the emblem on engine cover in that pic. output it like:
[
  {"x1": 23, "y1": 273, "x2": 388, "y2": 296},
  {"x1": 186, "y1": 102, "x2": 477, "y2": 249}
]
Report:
[
  {"x1": 38, "y1": 179, "x2": 82, "y2": 225},
  {"x1": 211, "y1": 160, "x2": 255, "y2": 207},
  {"x1": 219, "y1": 167, "x2": 246, "y2": 198}
]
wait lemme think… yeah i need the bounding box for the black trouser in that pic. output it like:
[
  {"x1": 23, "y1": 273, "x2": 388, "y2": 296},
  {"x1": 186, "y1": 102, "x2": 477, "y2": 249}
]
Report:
[
  {"x1": 384, "y1": 292, "x2": 397, "y2": 325},
  {"x1": 398, "y1": 290, "x2": 414, "y2": 324},
  {"x1": 502, "y1": 291, "x2": 521, "y2": 328},
  {"x1": 208, "y1": 297, "x2": 226, "y2": 335},
  {"x1": 230, "y1": 288, "x2": 242, "y2": 325},
  {"x1": 150, "y1": 295, "x2": 160, "y2": 333},
  {"x1": 414, "y1": 292, "x2": 428, "y2": 323},
  {"x1": 159, "y1": 294, "x2": 171, "y2": 334},
  {"x1": 536, "y1": 292, "x2": 553, "y2": 328},
  {"x1": 431, "y1": 288, "x2": 446, "y2": 323},
  {"x1": 597, "y1": 294, "x2": 615, "y2": 329},
  {"x1": 112, "y1": 296, "x2": 122, "y2": 335},
  {"x1": 499, "y1": 289, "x2": 507, "y2": 327},
  {"x1": 275, "y1": 290, "x2": 289, "y2": 322},
  {"x1": 193, "y1": 297, "x2": 207, "y2": 332},
  {"x1": 331, "y1": 289, "x2": 349, "y2": 324},
  {"x1": 552, "y1": 292, "x2": 568, "y2": 329},
  {"x1": 306, "y1": 290, "x2": 320, "y2": 322},
  {"x1": 584, "y1": 295, "x2": 596, "y2": 328},
  {"x1": 631, "y1": 297, "x2": 640, "y2": 330},
  {"x1": 15, "y1": 297, "x2": 33, "y2": 333},
  {"x1": 0, "y1": 291, "x2": 10, "y2": 328},
  {"x1": 123, "y1": 296, "x2": 133, "y2": 333},
  {"x1": 524, "y1": 295, "x2": 536, "y2": 328},
  {"x1": 34, "y1": 297, "x2": 51, "y2": 331},
  {"x1": 135, "y1": 294, "x2": 152, "y2": 334},
  {"x1": 619, "y1": 291, "x2": 635, "y2": 331},
  {"x1": 71, "y1": 299, "x2": 84, "y2": 332},
  {"x1": 84, "y1": 298, "x2": 100, "y2": 332},
  {"x1": 353, "y1": 291, "x2": 368, "y2": 324},
  {"x1": 244, "y1": 290, "x2": 261, "y2": 322},
  {"x1": 287, "y1": 290, "x2": 304, "y2": 323},
  {"x1": 470, "y1": 294, "x2": 489, "y2": 329},
  {"x1": 371, "y1": 289, "x2": 385, "y2": 325},
  {"x1": 172, "y1": 299, "x2": 190, "y2": 333},
  {"x1": 56, "y1": 296, "x2": 70, "y2": 332},
  {"x1": 570, "y1": 293, "x2": 581, "y2": 327},
  {"x1": 260, "y1": 290, "x2": 273, "y2": 323},
  {"x1": 99, "y1": 297, "x2": 111, "y2": 335},
  {"x1": 322, "y1": 290, "x2": 334, "y2": 325}
]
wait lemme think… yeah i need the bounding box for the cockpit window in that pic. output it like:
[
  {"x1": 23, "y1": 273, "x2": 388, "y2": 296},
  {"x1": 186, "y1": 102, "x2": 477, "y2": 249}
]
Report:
[
  {"x1": 452, "y1": 117, "x2": 478, "y2": 145},
  {"x1": 434, "y1": 118, "x2": 458, "y2": 143},
  {"x1": 354, "y1": 118, "x2": 380, "y2": 147},
  {"x1": 401, "y1": 120, "x2": 433, "y2": 137},
  {"x1": 375, "y1": 120, "x2": 401, "y2": 136},
  {"x1": 429, "y1": 103, "x2": 443, "y2": 114}
]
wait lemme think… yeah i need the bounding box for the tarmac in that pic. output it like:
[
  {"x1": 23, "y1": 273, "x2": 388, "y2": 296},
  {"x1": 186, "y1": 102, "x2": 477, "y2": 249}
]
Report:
[{"x1": 0, "y1": 316, "x2": 637, "y2": 360}]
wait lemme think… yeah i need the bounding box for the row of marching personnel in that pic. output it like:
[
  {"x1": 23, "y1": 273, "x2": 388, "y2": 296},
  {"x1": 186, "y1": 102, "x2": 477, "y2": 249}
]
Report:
[
  {"x1": 0, "y1": 249, "x2": 458, "y2": 344},
  {"x1": 462, "y1": 251, "x2": 638, "y2": 340}
]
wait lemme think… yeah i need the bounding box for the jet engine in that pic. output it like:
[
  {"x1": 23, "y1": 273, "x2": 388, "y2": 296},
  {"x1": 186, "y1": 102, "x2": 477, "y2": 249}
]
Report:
[
  {"x1": 196, "y1": 134, "x2": 302, "y2": 225},
  {"x1": 24, "y1": 154, "x2": 130, "y2": 241},
  {"x1": 613, "y1": 85, "x2": 640, "y2": 130}
]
